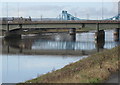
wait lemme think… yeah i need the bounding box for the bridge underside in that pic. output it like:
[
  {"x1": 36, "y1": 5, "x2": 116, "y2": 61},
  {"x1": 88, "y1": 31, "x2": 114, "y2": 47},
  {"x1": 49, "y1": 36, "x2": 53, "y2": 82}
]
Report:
[
  {"x1": 4, "y1": 33, "x2": 21, "y2": 39},
  {"x1": 1, "y1": 21, "x2": 119, "y2": 39}
]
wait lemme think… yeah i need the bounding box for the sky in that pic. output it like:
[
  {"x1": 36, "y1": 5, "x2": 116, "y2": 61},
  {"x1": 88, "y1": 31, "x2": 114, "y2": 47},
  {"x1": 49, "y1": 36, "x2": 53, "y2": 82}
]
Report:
[
  {"x1": 0, "y1": 0, "x2": 119, "y2": 2},
  {"x1": 0, "y1": 1, "x2": 119, "y2": 20}
]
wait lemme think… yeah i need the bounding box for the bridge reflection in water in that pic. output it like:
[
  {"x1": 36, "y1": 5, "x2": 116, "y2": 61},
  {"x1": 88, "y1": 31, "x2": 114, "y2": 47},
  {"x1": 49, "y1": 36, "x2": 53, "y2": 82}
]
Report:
[
  {"x1": 32, "y1": 41, "x2": 95, "y2": 50},
  {"x1": 32, "y1": 40, "x2": 118, "y2": 50},
  {"x1": 2, "y1": 30, "x2": 120, "y2": 55},
  {"x1": 32, "y1": 30, "x2": 119, "y2": 50}
]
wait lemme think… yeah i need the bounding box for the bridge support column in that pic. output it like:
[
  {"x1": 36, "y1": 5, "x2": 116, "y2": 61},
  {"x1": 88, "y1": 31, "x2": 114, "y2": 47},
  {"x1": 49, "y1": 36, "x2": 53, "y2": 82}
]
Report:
[
  {"x1": 95, "y1": 30, "x2": 105, "y2": 51},
  {"x1": 7, "y1": 24, "x2": 9, "y2": 32},
  {"x1": 69, "y1": 28, "x2": 76, "y2": 35},
  {"x1": 19, "y1": 24, "x2": 22, "y2": 29},
  {"x1": 82, "y1": 23, "x2": 85, "y2": 28},
  {"x1": 114, "y1": 28, "x2": 119, "y2": 41},
  {"x1": 70, "y1": 34, "x2": 76, "y2": 41},
  {"x1": 69, "y1": 28, "x2": 76, "y2": 41},
  {"x1": 5, "y1": 34, "x2": 21, "y2": 39}
]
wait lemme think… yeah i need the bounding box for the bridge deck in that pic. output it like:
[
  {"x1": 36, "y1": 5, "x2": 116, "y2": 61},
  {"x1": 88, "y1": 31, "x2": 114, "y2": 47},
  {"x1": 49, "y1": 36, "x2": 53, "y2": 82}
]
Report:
[{"x1": 1, "y1": 20, "x2": 120, "y2": 25}]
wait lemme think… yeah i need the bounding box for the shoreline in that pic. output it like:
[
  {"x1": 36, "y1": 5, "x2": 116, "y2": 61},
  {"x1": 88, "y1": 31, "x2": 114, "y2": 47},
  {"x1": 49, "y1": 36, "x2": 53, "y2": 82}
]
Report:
[
  {"x1": 2, "y1": 48, "x2": 99, "y2": 56},
  {"x1": 18, "y1": 46, "x2": 119, "y2": 83}
]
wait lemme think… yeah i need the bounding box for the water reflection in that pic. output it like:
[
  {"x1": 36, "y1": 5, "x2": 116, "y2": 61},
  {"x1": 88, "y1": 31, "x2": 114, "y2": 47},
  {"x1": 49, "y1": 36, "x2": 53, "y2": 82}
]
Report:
[
  {"x1": 2, "y1": 29, "x2": 120, "y2": 83},
  {"x1": 2, "y1": 54, "x2": 86, "y2": 83},
  {"x1": 2, "y1": 30, "x2": 120, "y2": 54},
  {"x1": 104, "y1": 30, "x2": 120, "y2": 48},
  {"x1": 32, "y1": 41, "x2": 95, "y2": 50}
]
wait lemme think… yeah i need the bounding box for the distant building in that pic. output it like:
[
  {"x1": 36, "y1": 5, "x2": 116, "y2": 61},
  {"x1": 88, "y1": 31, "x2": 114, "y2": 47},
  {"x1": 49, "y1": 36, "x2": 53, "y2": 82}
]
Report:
[{"x1": 2, "y1": 17, "x2": 32, "y2": 22}]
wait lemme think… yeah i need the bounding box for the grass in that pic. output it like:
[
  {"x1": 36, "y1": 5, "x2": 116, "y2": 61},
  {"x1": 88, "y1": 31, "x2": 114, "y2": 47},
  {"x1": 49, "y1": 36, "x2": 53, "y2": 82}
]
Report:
[
  {"x1": 88, "y1": 78, "x2": 101, "y2": 83},
  {"x1": 18, "y1": 46, "x2": 119, "y2": 84}
]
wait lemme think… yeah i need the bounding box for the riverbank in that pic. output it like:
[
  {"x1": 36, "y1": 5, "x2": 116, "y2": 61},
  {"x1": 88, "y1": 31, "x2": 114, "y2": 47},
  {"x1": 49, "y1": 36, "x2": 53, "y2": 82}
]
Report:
[{"x1": 18, "y1": 46, "x2": 119, "y2": 83}]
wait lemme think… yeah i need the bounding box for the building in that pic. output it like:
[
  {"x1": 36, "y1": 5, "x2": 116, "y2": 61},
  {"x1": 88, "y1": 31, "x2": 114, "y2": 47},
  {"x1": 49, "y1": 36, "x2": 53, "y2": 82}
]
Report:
[{"x1": 2, "y1": 17, "x2": 32, "y2": 22}]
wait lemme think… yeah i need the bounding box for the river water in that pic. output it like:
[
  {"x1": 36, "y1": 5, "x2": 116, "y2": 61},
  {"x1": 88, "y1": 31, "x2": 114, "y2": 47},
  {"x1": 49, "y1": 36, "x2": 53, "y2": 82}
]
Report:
[{"x1": 1, "y1": 29, "x2": 120, "y2": 83}]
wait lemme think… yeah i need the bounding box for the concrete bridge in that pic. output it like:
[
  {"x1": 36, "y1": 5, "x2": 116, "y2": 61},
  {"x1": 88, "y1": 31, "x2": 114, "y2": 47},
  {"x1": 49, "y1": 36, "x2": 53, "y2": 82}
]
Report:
[
  {"x1": 0, "y1": 20, "x2": 120, "y2": 39},
  {"x1": 1, "y1": 20, "x2": 120, "y2": 30}
]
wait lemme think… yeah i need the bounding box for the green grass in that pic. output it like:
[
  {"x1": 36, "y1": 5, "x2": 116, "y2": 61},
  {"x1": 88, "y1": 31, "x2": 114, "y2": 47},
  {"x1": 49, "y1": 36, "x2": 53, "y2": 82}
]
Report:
[{"x1": 89, "y1": 78, "x2": 101, "y2": 83}]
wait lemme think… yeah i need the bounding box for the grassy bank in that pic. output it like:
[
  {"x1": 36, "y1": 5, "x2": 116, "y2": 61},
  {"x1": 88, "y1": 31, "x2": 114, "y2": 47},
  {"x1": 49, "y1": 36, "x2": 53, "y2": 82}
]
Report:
[{"x1": 20, "y1": 46, "x2": 119, "y2": 83}]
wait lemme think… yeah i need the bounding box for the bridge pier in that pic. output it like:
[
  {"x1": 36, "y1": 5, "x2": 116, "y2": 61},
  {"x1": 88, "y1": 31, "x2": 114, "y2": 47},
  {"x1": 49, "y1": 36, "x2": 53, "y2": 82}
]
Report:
[
  {"x1": 4, "y1": 34, "x2": 21, "y2": 39},
  {"x1": 69, "y1": 28, "x2": 76, "y2": 41},
  {"x1": 95, "y1": 30, "x2": 105, "y2": 43},
  {"x1": 19, "y1": 24, "x2": 22, "y2": 29},
  {"x1": 7, "y1": 24, "x2": 9, "y2": 32},
  {"x1": 95, "y1": 30, "x2": 105, "y2": 51},
  {"x1": 4, "y1": 24, "x2": 23, "y2": 39},
  {"x1": 70, "y1": 34, "x2": 76, "y2": 41},
  {"x1": 96, "y1": 23, "x2": 99, "y2": 32},
  {"x1": 69, "y1": 28, "x2": 76, "y2": 35},
  {"x1": 82, "y1": 23, "x2": 85, "y2": 28},
  {"x1": 114, "y1": 28, "x2": 120, "y2": 41}
]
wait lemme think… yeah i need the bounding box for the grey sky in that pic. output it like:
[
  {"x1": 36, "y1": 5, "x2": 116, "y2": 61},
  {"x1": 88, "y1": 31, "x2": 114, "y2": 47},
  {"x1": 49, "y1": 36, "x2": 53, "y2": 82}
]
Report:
[{"x1": 1, "y1": 2, "x2": 118, "y2": 20}]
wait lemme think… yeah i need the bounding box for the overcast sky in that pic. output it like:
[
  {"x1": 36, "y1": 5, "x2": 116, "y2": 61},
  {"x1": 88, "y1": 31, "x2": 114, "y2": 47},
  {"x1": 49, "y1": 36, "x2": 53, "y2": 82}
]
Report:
[
  {"x1": 0, "y1": 0, "x2": 119, "y2": 2},
  {"x1": 0, "y1": 1, "x2": 119, "y2": 20}
]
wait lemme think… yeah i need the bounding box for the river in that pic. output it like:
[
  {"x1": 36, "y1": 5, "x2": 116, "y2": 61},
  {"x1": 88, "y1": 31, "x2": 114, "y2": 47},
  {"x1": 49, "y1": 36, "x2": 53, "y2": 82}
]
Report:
[{"x1": 1, "y1": 29, "x2": 120, "y2": 83}]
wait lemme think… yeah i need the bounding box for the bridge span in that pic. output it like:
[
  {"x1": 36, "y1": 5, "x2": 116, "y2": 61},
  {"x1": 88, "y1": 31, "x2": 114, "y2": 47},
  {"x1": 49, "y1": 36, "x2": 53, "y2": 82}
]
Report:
[
  {"x1": 1, "y1": 20, "x2": 120, "y2": 30},
  {"x1": 1, "y1": 20, "x2": 120, "y2": 39}
]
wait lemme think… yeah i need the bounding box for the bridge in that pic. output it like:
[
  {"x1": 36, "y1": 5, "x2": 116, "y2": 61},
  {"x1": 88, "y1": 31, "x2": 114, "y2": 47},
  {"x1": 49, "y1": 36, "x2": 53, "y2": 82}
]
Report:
[
  {"x1": 1, "y1": 20, "x2": 120, "y2": 39},
  {"x1": 60, "y1": 10, "x2": 120, "y2": 20},
  {"x1": 1, "y1": 20, "x2": 120, "y2": 30},
  {"x1": 105, "y1": 14, "x2": 120, "y2": 20},
  {"x1": 1, "y1": 10, "x2": 120, "y2": 39},
  {"x1": 1, "y1": 10, "x2": 120, "y2": 32}
]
